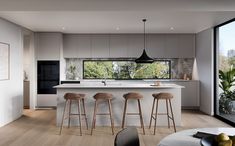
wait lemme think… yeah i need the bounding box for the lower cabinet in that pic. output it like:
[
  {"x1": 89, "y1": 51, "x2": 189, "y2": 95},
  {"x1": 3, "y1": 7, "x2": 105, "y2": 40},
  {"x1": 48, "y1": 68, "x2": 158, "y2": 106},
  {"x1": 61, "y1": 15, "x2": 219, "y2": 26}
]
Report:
[
  {"x1": 174, "y1": 81, "x2": 200, "y2": 109},
  {"x1": 37, "y1": 94, "x2": 57, "y2": 107}
]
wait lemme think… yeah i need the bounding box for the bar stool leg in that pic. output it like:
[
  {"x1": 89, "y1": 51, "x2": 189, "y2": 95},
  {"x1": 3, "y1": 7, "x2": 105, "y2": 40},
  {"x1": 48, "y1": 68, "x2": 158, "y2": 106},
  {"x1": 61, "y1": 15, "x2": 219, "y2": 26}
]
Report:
[
  {"x1": 77, "y1": 99, "x2": 82, "y2": 135},
  {"x1": 137, "y1": 99, "x2": 145, "y2": 135},
  {"x1": 169, "y1": 99, "x2": 176, "y2": 132},
  {"x1": 91, "y1": 100, "x2": 98, "y2": 135},
  {"x1": 108, "y1": 99, "x2": 114, "y2": 135},
  {"x1": 82, "y1": 98, "x2": 89, "y2": 130},
  {"x1": 122, "y1": 99, "x2": 128, "y2": 129},
  {"x1": 149, "y1": 98, "x2": 156, "y2": 129},
  {"x1": 153, "y1": 99, "x2": 159, "y2": 135},
  {"x1": 59, "y1": 100, "x2": 68, "y2": 135},
  {"x1": 166, "y1": 99, "x2": 170, "y2": 128},
  {"x1": 68, "y1": 100, "x2": 72, "y2": 128}
]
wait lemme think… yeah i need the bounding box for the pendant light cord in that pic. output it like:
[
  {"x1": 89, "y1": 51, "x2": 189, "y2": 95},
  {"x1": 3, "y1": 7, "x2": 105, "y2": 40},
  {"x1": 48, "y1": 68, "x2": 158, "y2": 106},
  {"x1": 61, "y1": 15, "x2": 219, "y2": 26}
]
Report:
[{"x1": 143, "y1": 19, "x2": 146, "y2": 50}]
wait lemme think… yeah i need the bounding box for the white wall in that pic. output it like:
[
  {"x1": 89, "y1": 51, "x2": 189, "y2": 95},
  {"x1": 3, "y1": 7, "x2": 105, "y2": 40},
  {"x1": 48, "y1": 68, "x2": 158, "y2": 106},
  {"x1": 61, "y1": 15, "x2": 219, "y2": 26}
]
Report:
[
  {"x1": 0, "y1": 18, "x2": 23, "y2": 127},
  {"x1": 196, "y1": 28, "x2": 214, "y2": 115}
]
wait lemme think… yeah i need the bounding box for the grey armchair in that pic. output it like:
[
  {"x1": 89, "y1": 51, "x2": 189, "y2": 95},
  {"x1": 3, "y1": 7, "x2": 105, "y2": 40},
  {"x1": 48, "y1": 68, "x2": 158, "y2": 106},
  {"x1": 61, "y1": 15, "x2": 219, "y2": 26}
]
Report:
[{"x1": 114, "y1": 127, "x2": 140, "y2": 146}]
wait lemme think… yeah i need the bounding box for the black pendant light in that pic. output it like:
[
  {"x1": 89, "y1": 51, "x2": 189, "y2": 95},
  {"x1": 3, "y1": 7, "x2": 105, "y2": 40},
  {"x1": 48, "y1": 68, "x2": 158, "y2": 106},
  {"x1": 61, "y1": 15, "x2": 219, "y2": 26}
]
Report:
[{"x1": 135, "y1": 19, "x2": 154, "y2": 63}]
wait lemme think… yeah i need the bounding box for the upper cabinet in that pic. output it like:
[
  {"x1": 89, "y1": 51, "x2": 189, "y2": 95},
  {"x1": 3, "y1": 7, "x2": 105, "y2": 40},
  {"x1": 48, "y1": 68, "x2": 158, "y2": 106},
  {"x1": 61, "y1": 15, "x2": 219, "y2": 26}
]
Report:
[
  {"x1": 109, "y1": 34, "x2": 128, "y2": 58},
  {"x1": 127, "y1": 34, "x2": 143, "y2": 58},
  {"x1": 62, "y1": 33, "x2": 196, "y2": 58},
  {"x1": 178, "y1": 34, "x2": 195, "y2": 58},
  {"x1": 91, "y1": 35, "x2": 109, "y2": 58},
  {"x1": 63, "y1": 34, "x2": 91, "y2": 58},
  {"x1": 35, "y1": 32, "x2": 62, "y2": 60},
  {"x1": 147, "y1": 34, "x2": 166, "y2": 58}
]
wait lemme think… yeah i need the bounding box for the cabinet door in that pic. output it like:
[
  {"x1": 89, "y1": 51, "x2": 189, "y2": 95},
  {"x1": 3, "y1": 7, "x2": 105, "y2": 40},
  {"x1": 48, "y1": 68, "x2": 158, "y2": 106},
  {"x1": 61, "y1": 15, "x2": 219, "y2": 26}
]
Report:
[
  {"x1": 127, "y1": 34, "x2": 144, "y2": 58},
  {"x1": 147, "y1": 34, "x2": 166, "y2": 58},
  {"x1": 109, "y1": 34, "x2": 128, "y2": 58},
  {"x1": 36, "y1": 33, "x2": 62, "y2": 60},
  {"x1": 91, "y1": 35, "x2": 109, "y2": 58},
  {"x1": 177, "y1": 81, "x2": 200, "y2": 108},
  {"x1": 165, "y1": 34, "x2": 180, "y2": 58},
  {"x1": 63, "y1": 34, "x2": 91, "y2": 58},
  {"x1": 179, "y1": 34, "x2": 195, "y2": 58}
]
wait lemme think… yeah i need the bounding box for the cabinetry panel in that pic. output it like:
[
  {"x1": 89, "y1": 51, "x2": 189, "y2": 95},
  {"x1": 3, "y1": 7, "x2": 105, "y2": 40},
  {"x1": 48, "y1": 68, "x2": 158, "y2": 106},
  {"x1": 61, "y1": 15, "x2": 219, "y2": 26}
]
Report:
[
  {"x1": 110, "y1": 35, "x2": 128, "y2": 58},
  {"x1": 91, "y1": 35, "x2": 109, "y2": 58},
  {"x1": 63, "y1": 34, "x2": 91, "y2": 58}
]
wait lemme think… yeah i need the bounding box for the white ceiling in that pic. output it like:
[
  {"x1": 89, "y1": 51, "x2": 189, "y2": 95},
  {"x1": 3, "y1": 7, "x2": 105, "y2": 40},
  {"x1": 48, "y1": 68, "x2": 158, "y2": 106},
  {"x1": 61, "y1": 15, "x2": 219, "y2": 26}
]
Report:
[{"x1": 0, "y1": 0, "x2": 235, "y2": 33}]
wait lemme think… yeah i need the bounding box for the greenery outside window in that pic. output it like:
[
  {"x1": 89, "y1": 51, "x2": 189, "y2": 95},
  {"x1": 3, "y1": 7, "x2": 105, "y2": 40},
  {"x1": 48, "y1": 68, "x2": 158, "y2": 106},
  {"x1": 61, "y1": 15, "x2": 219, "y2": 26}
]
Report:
[{"x1": 83, "y1": 60, "x2": 171, "y2": 79}]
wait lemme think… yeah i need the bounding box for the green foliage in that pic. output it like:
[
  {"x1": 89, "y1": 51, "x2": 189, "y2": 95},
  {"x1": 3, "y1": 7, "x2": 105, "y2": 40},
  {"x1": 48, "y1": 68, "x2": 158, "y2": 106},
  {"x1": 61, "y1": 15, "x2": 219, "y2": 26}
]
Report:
[
  {"x1": 219, "y1": 67, "x2": 235, "y2": 95},
  {"x1": 219, "y1": 66, "x2": 235, "y2": 114},
  {"x1": 83, "y1": 60, "x2": 170, "y2": 79}
]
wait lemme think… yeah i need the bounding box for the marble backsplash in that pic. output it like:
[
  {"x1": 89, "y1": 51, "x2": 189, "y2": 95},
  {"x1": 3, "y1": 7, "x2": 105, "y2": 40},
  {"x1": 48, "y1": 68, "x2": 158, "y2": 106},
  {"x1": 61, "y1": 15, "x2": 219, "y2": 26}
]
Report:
[{"x1": 65, "y1": 58, "x2": 194, "y2": 80}]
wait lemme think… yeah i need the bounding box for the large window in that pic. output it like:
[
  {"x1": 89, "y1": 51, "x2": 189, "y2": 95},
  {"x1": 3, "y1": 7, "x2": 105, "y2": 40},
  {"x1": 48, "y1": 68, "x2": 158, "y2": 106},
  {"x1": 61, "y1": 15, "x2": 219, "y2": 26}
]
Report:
[
  {"x1": 83, "y1": 60, "x2": 171, "y2": 79},
  {"x1": 215, "y1": 19, "x2": 235, "y2": 125}
]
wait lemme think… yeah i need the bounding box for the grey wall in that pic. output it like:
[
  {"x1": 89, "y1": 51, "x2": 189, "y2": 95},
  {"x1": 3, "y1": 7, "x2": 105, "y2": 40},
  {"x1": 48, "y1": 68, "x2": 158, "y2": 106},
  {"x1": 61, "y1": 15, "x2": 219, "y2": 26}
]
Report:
[
  {"x1": 0, "y1": 18, "x2": 23, "y2": 126},
  {"x1": 196, "y1": 28, "x2": 214, "y2": 115}
]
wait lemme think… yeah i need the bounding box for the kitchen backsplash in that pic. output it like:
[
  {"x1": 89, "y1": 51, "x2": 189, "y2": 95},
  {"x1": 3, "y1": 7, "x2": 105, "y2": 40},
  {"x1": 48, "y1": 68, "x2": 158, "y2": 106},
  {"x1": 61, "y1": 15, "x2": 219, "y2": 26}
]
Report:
[{"x1": 65, "y1": 58, "x2": 194, "y2": 80}]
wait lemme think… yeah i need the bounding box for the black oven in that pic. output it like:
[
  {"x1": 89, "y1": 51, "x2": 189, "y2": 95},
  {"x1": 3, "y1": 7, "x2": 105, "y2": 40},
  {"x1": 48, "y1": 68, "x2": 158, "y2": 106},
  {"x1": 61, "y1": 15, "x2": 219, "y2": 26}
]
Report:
[{"x1": 37, "y1": 61, "x2": 59, "y2": 94}]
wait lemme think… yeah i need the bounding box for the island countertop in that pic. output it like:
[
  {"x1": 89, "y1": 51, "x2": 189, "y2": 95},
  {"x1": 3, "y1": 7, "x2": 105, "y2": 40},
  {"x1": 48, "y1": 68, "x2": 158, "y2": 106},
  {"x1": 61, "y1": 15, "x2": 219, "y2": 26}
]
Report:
[{"x1": 54, "y1": 83, "x2": 184, "y2": 89}]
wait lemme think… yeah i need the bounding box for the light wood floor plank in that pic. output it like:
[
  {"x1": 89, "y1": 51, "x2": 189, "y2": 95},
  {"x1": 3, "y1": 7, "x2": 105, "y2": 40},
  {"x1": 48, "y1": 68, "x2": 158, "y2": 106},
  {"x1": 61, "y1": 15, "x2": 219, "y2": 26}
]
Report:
[{"x1": 0, "y1": 109, "x2": 231, "y2": 146}]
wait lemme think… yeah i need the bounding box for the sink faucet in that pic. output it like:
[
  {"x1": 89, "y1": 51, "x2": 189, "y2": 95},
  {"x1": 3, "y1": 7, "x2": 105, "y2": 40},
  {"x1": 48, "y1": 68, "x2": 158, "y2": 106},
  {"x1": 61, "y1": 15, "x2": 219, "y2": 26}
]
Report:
[
  {"x1": 102, "y1": 72, "x2": 107, "y2": 86},
  {"x1": 102, "y1": 80, "x2": 107, "y2": 86}
]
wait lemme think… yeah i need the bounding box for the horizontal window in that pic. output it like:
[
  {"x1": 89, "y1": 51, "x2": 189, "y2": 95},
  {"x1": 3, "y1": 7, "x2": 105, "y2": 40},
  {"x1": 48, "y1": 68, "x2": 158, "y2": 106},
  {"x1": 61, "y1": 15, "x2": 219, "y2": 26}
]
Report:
[{"x1": 83, "y1": 60, "x2": 171, "y2": 79}]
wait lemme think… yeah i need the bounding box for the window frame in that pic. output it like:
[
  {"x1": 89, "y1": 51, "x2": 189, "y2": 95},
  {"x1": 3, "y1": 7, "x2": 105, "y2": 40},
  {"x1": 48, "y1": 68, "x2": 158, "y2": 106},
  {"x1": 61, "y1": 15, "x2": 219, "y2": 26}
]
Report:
[
  {"x1": 82, "y1": 59, "x2": 171, "y2": 80},
  {"x1": 214, "y1": 18, "x2": 235, "y2": 126}
]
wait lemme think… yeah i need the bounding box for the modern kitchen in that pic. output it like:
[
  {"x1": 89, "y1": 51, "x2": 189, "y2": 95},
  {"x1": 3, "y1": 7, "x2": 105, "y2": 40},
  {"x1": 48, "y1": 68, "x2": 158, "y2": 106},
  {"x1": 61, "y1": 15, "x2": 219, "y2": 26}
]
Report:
[{"x1": 0, "y1": 1, "x2": 235, "y2": 146}]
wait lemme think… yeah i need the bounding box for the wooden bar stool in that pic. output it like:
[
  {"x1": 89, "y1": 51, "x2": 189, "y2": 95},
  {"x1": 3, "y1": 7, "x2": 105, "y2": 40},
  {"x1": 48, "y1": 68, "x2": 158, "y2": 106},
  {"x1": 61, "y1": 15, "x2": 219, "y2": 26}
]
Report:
[
  {"x1": 149, "y1": 92, "x2": 176, "y2": 134},
  {"x1": 59, "y1": 93, "x2": 88, "y2": 136},
  {"x1": 91, "y1": 93, "x2": 114, "y2": 135},
  {"x1": 122, "y1": 92, "x2": 145, "y2": 135}
]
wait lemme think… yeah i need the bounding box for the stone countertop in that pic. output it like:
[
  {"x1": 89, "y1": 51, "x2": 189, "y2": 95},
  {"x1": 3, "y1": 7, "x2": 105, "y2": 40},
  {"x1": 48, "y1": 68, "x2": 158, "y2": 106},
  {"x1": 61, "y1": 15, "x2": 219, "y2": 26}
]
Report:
[{"x1": 54, "y1": 83, "x2": 184, "y2": 89}]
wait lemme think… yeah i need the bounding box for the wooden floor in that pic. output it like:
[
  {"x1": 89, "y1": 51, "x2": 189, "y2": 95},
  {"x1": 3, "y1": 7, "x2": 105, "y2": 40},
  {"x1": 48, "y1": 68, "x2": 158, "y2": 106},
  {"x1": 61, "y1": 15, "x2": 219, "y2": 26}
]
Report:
[{"x1": 0, "y1": 109, "x2": 231, "y2": 146}]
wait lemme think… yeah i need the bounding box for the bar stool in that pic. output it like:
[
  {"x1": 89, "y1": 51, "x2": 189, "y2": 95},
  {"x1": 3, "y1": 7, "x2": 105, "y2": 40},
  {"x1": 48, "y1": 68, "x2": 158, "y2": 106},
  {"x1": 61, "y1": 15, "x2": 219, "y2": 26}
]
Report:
[
  {"x1": 59, "y1": 93, "x2": 88, "y2": 136},
  {"x1": 122, "y1": 92, "x2": 145, "y2": 135},
  {"x1": 149, "y1": 92, "x2": 176, "y2": 134},
  {"x1": 91, "y1": 93, "x2": 114, "y2": 135}
]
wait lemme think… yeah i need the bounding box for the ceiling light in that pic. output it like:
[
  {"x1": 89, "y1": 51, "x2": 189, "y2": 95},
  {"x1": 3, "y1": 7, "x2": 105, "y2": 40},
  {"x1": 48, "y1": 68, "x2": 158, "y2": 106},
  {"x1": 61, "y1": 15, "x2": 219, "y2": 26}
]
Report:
[
  {"x1": 170, "y1": 27, "x2": 174, "y2": 30},
  {"x1": 116, "y1": 27, "x2": 120, "y2": 30},
  {"x1": 135, "y1": 19, "x2": 154, "y2": 64},
  {"x1": 62, "y1": 27, "x2": 65, "y2": 30}
]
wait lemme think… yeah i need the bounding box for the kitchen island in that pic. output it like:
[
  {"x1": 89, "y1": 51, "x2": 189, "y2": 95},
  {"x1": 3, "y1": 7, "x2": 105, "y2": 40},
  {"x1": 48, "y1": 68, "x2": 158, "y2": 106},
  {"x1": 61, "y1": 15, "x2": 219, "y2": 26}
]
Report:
[{"x1": 55, "y1": 82, "x2": 184, "y2": 127}]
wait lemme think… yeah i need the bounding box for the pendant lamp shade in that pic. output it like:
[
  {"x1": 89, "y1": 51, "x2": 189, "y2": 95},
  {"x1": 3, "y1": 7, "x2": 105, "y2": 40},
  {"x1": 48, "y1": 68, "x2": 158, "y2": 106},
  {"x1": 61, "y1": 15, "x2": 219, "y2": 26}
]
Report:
[{"x1": 135, "y1": 19, "x2": 154, "y2": 63}]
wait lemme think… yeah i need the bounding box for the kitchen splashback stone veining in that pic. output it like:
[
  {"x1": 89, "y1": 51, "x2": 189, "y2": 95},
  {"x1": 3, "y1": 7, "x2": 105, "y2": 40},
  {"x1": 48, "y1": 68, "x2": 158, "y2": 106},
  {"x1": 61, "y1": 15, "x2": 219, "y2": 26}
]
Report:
[{"x1": 65, "y1": 58, "x2": 194, "y2": 80}]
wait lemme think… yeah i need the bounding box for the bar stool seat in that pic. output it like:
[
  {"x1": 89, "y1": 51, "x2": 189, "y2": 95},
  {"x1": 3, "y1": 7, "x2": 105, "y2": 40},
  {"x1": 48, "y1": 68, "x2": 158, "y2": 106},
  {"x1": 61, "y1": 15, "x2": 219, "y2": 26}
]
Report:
[
  {"x1": 91, "y1": 92, "x2": 114, "y2": 135},
  {"x1": 123, "y1": 92, "x2": 143, "y2": 99},
  {"x1": 122, "y1": 92, "x2": 145, "y2": 135},
  {"x1": 93, "y1": 93, "x2": 113, "y2": 100},
  {"x1": 149, "y1": 92, "x2": 176, "y2": 135},
  {"x1": 59, "y1": 93, "x2": 88, "y2": 136}
]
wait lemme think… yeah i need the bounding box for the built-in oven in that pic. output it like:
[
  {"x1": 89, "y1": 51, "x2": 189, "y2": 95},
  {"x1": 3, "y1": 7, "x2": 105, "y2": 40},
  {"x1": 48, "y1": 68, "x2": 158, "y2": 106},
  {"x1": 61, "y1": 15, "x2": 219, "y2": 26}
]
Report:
[{"x1": 37, "y1": 61, "x2": 59, "y2": 94}]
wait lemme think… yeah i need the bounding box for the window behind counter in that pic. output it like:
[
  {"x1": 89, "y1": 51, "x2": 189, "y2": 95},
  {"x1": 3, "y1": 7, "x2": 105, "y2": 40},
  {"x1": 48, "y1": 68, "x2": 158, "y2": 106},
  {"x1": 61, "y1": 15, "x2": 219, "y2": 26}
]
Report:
[{"x1": 83, "y1": 60, "x2": 171, "y2": 79}]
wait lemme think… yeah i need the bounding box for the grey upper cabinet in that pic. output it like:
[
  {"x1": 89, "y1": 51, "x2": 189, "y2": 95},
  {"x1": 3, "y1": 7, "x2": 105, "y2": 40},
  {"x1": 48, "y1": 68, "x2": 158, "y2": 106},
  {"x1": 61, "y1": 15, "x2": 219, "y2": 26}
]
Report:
[
  {"x1": 165, "y1": 34, "x2": 180, "y2": 58},
  {"x1": 91, "y1": 35, "x2": 109, "y2": 58},
  {"x1": 63, "y1": 34, "x2": 195, "y2": 59},
  {"x1": 179, "y1": 34, "x2": 195, "y2": 58},
  {"x1": 63, "y1": 34, "x2": 91, "y2": 58},
  {"x1": 127, "y1": 34, "x2": 144, "y2": 58},
  {"x1": 36, "y1": 32, "x2": 62, "y2": 60},
  {"x1": 109, "y1": 34, "x2": 128, "y2": 58},
  {"x1": 147, "y1": 34, "x2": 166, "y2": 58}
]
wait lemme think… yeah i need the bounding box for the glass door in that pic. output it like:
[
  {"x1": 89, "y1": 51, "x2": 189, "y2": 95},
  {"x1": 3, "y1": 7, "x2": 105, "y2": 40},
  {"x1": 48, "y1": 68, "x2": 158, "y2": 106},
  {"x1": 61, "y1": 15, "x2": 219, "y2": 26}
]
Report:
[{"x1": 215, "y1": 19, "x2": 235, "y2": 125}]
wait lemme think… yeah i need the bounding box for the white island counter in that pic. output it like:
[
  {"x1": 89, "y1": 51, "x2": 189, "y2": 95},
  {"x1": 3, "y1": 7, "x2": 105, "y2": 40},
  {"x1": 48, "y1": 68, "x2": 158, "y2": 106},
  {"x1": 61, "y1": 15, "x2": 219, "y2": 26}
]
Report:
[{"x1": 55, "y1": 82, "x2": 184, "y2": 127}]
